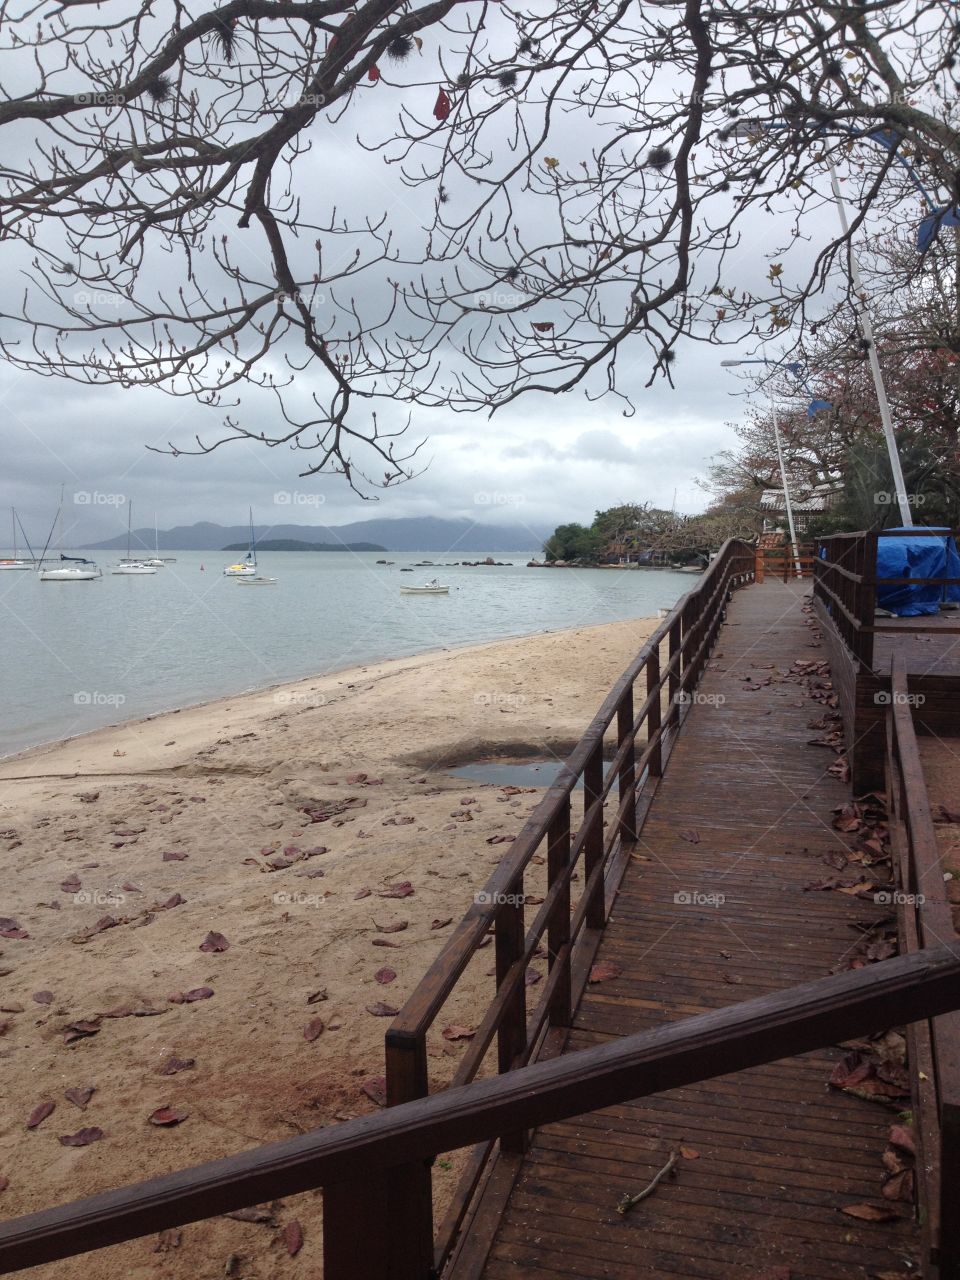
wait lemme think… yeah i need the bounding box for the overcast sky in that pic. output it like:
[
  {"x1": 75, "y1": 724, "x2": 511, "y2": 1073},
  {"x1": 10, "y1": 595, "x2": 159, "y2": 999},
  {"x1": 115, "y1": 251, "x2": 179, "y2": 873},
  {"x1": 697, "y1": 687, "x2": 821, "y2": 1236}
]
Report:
[
  {"x1": 0, "y1": 14, "x2": 865, "y2": 552},
  {"x1": 0, "y1": 333, "x2": 761, "y2": 549}
]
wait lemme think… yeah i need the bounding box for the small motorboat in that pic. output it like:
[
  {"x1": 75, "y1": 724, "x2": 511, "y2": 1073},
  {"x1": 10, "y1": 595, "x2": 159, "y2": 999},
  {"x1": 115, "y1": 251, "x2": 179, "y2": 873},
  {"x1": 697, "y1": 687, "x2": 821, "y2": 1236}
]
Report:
[
  {"x1": 400, "y1": 578, "x2": 450, "y2": 595},
  {"x1": 235, "y1": 575, "x2": 277, "y2": 586}
]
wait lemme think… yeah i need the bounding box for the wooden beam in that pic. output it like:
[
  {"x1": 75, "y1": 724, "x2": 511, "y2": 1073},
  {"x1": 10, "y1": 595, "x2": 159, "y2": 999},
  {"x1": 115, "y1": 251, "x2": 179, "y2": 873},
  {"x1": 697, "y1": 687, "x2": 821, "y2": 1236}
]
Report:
[{"x1": 0, "y1": 946, "x2": 959, "y2": 1274}]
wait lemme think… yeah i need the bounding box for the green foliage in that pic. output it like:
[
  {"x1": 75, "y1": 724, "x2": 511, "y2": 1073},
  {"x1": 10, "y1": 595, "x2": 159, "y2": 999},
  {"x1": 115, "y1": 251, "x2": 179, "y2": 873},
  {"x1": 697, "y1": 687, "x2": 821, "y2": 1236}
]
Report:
[{"x1": 543, "y1": 522, "x2": 603, "y2": 562}]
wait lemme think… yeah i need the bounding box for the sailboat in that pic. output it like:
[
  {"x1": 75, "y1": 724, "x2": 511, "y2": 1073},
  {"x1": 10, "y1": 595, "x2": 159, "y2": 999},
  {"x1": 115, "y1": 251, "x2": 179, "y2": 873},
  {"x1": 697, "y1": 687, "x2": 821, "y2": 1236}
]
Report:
[
  {"x1": 223, "y1": 509, "x2": 260, "y2": 577},
  {"x1": 232, "y1": 512, "x2": 276, "y2": 584},
  {"x1": 112, "y1": 501, "x2": 158, "y2": 575},
  {"x1": 140, "y1": 514, "x2": 165, "y2": 568},
  {"x1": 0, "y1": 508, "x2": 33, "y2": 569},
  {"x1": 38, "y1": 498, "x2": 101, "y2": 581}
]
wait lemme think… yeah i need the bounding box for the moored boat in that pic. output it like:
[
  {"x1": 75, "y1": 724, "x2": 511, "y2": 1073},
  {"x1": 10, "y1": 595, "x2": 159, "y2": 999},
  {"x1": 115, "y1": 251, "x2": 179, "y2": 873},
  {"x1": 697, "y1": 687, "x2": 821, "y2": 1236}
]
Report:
[{"x1": 400, "y1": 578, "x2": 450, "y2": 595}]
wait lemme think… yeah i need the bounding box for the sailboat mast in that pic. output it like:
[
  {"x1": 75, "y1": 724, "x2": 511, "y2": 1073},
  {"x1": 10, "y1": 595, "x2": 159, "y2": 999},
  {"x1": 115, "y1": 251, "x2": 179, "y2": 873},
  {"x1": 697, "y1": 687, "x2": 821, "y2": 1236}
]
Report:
[
  {"x1": 249, "y1": 507, "x2": 256, "y2": 567},
  {"x1": 126, "y1": 500, "x2": 132, "y2": 560}
]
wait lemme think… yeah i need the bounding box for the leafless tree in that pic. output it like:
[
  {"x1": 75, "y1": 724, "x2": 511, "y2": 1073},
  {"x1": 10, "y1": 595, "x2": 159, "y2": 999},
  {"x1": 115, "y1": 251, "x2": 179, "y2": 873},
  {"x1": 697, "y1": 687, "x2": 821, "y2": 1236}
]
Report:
[{"x1": 1, "y1": 0, "x2": 958, "y2": 489}]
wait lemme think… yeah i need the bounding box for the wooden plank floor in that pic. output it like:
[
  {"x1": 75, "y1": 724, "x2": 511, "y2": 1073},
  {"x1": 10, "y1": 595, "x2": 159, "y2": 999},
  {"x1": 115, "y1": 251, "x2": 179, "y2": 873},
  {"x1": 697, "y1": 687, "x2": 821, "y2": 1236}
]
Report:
[
  {"x1": 473, "y1": 579, "x2": 920, "y2": 1280},
  {"x1": 875, "y1": 611, "x2": 960, "y2": 677}
]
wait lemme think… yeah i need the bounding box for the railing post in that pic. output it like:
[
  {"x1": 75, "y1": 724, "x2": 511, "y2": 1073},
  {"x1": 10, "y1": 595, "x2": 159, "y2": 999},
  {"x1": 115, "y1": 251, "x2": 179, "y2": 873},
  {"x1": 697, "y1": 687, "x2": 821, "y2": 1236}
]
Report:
[
  {"x1": 646, "y1": 645, "x2": 662, "y2": 779},
  {"x1": 617, "y1": 685, "x2": 637, "y2": 844},
  {"x1": 583, "y1": 744, "x2": 605, "y2": 930},
  {"x1": 547, "y1": 802, "x2": 572, "y2": 1027},
  {"x1": 329, "y1": 1032, "x2": 433, "y2": 1280},
  {"x1": 667, "y1": 618, "x2": 681, "y2": 733},
  {"x1": 939, "y1": 1100, "x2": 960, "y2": 1278},
  {"x1": 860, "y1": 531, "x2": 878, "y2": 671},
  {"x1": 496, "y1": 878, "x2": 528, "y2": 1153},
  {"x1": 755, "y1": 547, "x2": 765, "y2": 583},
  {"x1": 324, "y1": 1156, "x2": 432, "y2": 1279}
]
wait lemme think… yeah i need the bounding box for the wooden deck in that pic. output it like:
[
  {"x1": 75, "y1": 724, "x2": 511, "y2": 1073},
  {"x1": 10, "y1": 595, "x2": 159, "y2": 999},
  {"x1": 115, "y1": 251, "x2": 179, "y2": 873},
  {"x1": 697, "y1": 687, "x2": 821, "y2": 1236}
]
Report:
[
  {"x1": 465, "y1": 580, "x2": 919, "y2": 1280},
  {"x1": 874, "y1": 610, "x2": 960, "y2": 679}
]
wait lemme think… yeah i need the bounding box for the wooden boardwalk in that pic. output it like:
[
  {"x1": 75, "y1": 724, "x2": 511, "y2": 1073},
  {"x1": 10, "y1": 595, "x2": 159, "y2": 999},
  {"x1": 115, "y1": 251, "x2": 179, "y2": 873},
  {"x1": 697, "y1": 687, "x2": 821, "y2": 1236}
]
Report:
[{"x1": 469, "y1": 580, "x2": 919, "y2": 1280}]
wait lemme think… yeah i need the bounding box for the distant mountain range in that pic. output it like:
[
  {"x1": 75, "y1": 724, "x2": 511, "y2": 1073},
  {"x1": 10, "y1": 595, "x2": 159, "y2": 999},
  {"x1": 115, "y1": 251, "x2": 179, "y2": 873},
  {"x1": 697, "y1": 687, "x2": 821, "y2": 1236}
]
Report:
[
  {"x1": 222, "y1": 538, "x2": 386, "y2": 553},
  {"x1": 83, "y1": 517, "x2": 548, "y2": 553}
]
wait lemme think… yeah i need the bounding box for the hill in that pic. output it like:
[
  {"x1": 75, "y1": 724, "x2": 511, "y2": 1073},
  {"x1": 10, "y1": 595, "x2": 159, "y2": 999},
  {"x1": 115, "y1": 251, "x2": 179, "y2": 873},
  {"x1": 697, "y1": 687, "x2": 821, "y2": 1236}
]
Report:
[
  {"x1": 221, "y1": 539, "x2": 386, "y2": 552},
  {"x1": 83, "y1": 516, "x2": 547, "y2": 553}
]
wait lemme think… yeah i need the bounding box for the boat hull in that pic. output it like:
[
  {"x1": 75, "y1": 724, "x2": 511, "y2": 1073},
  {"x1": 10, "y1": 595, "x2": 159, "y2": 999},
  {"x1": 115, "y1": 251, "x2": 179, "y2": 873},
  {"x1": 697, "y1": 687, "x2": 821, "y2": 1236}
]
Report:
[{"x1": 39, "y1": 568, "x2": 100, "y2": 581}]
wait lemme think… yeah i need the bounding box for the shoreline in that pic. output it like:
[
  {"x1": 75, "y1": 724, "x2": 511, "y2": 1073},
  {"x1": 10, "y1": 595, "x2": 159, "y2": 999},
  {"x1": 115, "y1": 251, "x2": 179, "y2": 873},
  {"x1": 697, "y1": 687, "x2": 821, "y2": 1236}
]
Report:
[{"x1": 0, "y1": 614, "x2": 658, "y2": 777}]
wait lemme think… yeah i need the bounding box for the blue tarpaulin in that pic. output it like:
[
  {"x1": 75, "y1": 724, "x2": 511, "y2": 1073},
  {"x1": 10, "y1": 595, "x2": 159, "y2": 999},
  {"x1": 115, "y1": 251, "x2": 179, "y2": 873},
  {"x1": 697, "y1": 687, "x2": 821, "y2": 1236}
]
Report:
[{"x1": 876, "y1": 527, "x2": 960, "y2": 617}]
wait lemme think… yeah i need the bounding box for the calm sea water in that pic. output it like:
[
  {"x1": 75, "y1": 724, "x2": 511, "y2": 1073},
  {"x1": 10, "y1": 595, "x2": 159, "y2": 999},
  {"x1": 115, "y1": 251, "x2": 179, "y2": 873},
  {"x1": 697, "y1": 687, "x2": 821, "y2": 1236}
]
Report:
[{"x1": 0, "y1": 550, "x2": 689, "y2": 757}]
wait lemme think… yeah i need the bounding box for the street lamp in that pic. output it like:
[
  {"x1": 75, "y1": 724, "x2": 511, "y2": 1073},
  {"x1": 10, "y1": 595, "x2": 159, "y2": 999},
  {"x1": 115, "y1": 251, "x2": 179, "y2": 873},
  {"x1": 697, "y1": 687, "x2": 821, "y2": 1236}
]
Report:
[
  {"x1": 728, "y1": 119, "x2": 922, "y2": 527},
  {"x1": 720, "y1": 357, "x2": 804, "y2": 579}
]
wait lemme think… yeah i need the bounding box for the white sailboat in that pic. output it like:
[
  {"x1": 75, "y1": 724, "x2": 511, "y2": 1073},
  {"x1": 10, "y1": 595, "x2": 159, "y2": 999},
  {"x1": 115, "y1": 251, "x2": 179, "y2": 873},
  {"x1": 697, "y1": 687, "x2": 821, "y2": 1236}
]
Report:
[
  {"x1": 0, "y1": 509, "x2": 33, "y2": 569},
  {"x1": 140, "y1": 513, "x2": 165, "y2": 567},
  {"x1": 224, "y1": 509, "x2": 260, "y2": 577},
  {"x1": 38, "y1": 499, "x2": 101, "y2": 581},
  {"x1": 112, "y1": 501, "x2": 158, "y2": 575}
]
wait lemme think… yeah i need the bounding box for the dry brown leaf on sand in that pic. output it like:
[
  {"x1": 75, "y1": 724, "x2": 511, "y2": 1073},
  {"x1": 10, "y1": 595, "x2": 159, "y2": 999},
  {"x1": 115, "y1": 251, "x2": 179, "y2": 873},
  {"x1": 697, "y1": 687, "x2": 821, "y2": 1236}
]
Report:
[
  {"x1": 283, "y1": 1220, "x2": 305, "y2": 1256},
  {"x1": 59, "y1": 1127, "x2": 103, "y2": 1147},
  {"x1": 26, "y1": 1101, "x2": 55, "y2": 1130}
]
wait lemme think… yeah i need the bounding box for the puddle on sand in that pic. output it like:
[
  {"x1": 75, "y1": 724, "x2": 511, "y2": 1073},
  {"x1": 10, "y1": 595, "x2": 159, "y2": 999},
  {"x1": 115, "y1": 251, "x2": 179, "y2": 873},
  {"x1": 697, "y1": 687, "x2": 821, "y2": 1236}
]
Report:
[{"x1": 446, "y1": 760, "x2": 584, "y2": 790}]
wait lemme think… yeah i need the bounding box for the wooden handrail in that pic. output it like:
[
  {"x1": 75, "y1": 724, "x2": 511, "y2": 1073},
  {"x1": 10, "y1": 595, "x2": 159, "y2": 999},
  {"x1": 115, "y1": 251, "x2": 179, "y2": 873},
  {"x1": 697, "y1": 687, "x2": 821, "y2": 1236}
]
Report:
[
  {"x1": 886, "y1": 657, "x2": 960, "y2": 1277},
  {"x1": 0, "y1": 946, "x2": 959, "y2": 1276}
]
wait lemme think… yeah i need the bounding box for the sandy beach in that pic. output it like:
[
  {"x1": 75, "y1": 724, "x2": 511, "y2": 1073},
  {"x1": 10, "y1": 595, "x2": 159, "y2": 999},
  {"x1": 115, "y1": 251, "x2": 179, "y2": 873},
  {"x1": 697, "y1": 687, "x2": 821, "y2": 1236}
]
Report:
[{"x1": 0, "y1": 615, "x2": 656, "y2": 1279}]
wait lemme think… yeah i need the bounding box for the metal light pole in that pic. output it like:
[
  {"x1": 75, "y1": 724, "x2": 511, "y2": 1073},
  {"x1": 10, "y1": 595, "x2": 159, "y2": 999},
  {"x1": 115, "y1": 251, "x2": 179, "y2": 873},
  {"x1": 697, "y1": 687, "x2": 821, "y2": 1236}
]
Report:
[
  {"x1": 825, "y1": 158, "x2": 913, "y2": 526},
  {"x1": 721, "y1": 359, "x2": 803, "y2": 579}
]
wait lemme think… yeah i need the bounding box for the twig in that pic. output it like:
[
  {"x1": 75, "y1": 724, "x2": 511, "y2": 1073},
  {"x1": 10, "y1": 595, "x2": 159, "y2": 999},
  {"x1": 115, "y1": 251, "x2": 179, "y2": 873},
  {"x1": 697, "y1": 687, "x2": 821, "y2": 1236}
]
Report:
[{"x1": 616, "y1": 1149, "x2": 680, "y2": 1216}]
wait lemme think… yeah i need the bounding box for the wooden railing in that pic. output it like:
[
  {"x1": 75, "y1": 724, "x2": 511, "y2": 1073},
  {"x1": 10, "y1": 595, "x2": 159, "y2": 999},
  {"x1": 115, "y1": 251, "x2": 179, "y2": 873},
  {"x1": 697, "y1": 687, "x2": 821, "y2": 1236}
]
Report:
[
  {"x1": 886, "y1": 656, "x2": 960, "y2": 1278},
  {"x1": 755, "y1": 542, "x2": 817, "y2": 582},
  {"x1": 1, "y1": 949, "x2": 959, "y2": 1277},
  {"x1": 382, "y1": 537, "x2": 756, "y2": 1274},
  {"x1": 813, "y1": 529, "x2": 960, "y2": 672}
]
